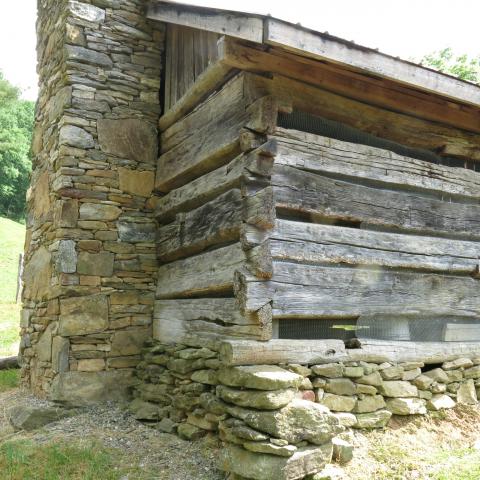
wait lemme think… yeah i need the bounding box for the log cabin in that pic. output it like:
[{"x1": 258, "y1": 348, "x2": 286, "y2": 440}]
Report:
[{"x1": 148, "y1": 1, "x2": 480, "y2": 366}]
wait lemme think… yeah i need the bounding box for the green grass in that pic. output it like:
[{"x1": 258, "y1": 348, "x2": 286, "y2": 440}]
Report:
[
  {"x1": 0, "y1": 439, "x2": 140, "y2": 480},
  {"x1": 0, "y1": 370, "x2": 19, "y2": 393},
  {"x1": 0, "y1": 217, "x2": 25, "y2": 357}
]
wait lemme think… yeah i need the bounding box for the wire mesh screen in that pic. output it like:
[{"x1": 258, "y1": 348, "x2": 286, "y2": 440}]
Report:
[
  {"x1": 277, "y1": 111, "x2": 475, "y2": 171},
  {"x1": 356, "y1": 316, "x2": 480, "y2": 342},
  {"x1": 277, "y1": 317, "x2": 480, "y2": 342},
  {"x1": 278, "y1": 319, "x2": 358, "y2": 341}
]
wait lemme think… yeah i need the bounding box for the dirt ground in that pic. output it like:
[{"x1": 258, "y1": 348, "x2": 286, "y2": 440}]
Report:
[{"x1": 0, "y1": 388, "x2": 224, "y2": 480}]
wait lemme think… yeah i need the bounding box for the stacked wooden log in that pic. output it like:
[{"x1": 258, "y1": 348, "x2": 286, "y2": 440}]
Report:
[{"x1": 153, "y1": 69, "x2": 480, "y2": 348}]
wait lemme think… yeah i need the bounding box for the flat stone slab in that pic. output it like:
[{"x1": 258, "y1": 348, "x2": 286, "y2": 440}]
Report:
[
  {"x1": 427, "y1": 394, "x2": 456, "y2": 411},
  {"x1": 226, "y1": 399, "x2": 342, "y2": 445},
  {"x1": 217, "y1": 385, "x2": 296, "y2": 410},
  {"x1": 218, "y1": 365, "x2": 303, "y2": 391},
  {"x1": 386, "y1": 397, "x2": 427, "y2": 415},
  {"x1": 378, "y1": 381, "x2": 418, "y2": 398},
  {"x1": 8, "y1": 405, "x2": 76, "y2": 431},
  {"x1": 221, "y1": 443, "x2": 333, "y2": 480},
  {"x1": 354, "y1": 409, "x2": 392, "y2": 429}
]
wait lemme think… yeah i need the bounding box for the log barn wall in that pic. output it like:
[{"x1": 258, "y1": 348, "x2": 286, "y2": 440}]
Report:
[{"x1": 154, "y1": 65, "x2": 480, "y2": 354}]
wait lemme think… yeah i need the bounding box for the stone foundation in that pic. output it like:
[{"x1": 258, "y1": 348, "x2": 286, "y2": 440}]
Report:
[{"x1": 132, "y1": 342, "x2": 480, "y2": 479}]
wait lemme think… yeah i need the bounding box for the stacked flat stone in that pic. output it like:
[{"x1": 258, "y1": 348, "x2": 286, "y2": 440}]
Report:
[
  {"x1": 312, "y1": 358, "x2": 479, "y2": 425},
  {"x1": 133, "y1": 343, "x2": 480, "y2": 479},
  {"x1": 218, "y1": 365, "x2": 342, "y2": 480},
  {"x1": 132, "y1": 342, "x2": 345, "y2": 480},
  {"x1": 131, "y1": 342, "x2": 222, "y2": 438},
  {"x1": 21, "y1": 0, "x2": 164, "y2": 402}
]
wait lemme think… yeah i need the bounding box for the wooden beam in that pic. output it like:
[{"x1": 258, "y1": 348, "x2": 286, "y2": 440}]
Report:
[
  {"x1": 155, "y1": 148, "x2": 274, "y2": 222},
  {"x1": 350, "y1": 340, "x2": 480, "y2": 364},
  {"x1": 147, "y1": 1, "x2": 263, "y2": 43},
  {"x1": 244, "y1": 73, "x2": 480, "y2": 160},
  {"x1": 221, "y1": 38, "x2": 480, "y2": 134},
  {"x1": 264, "y1": 18, "x2": 480, "y2": 108},
  {"x1": 219, "y1": 338, "x2": 480, "y2": 365},
  {"x1": 219, "y1": 339, "x2": 347, "y2": 365}
]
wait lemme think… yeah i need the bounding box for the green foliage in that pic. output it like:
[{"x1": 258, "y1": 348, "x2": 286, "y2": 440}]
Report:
[
  {"x1": 0, "y1": 72, "x2": 35, "y2": 221},
  {"x1": 420, "y1": 48, "x2": 480, "y2": 84},
  {"x1": 0, "y1": 217, "x2": 25, "y2": 357}
]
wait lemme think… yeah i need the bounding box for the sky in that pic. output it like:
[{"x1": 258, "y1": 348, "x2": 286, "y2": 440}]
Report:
[{"x1": 0, "y1": 0, "x2": 478, "y2": 101}]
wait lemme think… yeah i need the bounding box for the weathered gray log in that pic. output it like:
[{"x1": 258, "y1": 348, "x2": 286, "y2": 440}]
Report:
[
  {"x1": 273, "y1": 164, "x2": 480, "y2": 239},
  {"x1": 154, "y1": 298, "x2": 253, "y2": 326},
  {"x1": 153, "y1": 298, "x2": 264, "y2": 343},
  {"x1": 349, "y1": 340, "x2": 480, "y2": 364},
  {"x1": 157, "y1": 74, "x2": 278, "y2": 192},
  {"x1": 266, "y1": 262, "x2": 480, "y2": 318},
  {"x1": 156, "y1": 74, "x2": 248, "y2": 191},
  {"x1": 244, "y1": 187, "x2": 275, "y2": 229},
  {"x1": 272, "y1": 129, "x2": 480, "y2": 200},
  {"x1": 245, "y1": 73, "x2": 480, "y2": 159},
  {"x1": 219, "y1": 338, "x2": 480, "y2": 365},
  {"x1": 155, "y1": 148, "x2": 274, "y2": 221},
  {"x1": 0, "y1": 356, "x2": 19, "y2": 370},
  {"x1": 156, "y1": 243, "x2": 246, "y2": 298},
  {"x1": 154, "y1": 317, "x2": 264, "y2": 343},
  {"x1": 443, "y1": 324, "x2": 480, "y2": 342},
  {"x1": 219, "y1": 339, "x2": 347, "y2": 365},
  {"x1": 269, "y1": 219, "x2": 480, "y2": 274},
  {"x1": 157, "y1": 189, "x2": 243, "y2": 262}
]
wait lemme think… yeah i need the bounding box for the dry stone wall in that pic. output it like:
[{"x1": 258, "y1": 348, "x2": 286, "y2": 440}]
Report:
[
  {"x1": 21, "y1": 0, "x2": 164, "y2": 402},
  {"x1": 133, "y1": 342, "x2": 480, "y2": 479}
]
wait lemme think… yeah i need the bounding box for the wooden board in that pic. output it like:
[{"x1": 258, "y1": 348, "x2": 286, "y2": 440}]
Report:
[
  {"x1": 264, "y1": 18, "x2": 480, "y2": 108},
  {"x1": 156, "y1": 242, "x2": 246, "y2": 298},
  {"x1": 163, "y1": 25, "x2": 221, "y2": 111},
  {"x1": 272, "y1": 164, "x2": 480, "y2": 239},
  {"x1": 221, "y1": 38, "x2": 480, "y2": 134},
  {"x1": 162, "y1": 25, "x2": 229, "y2": 118},
  {"x1": 147, "y1": 2, "x2": 263, "y2": 43},
  {"x1": 157, "y1": 189, "x2": 243, "y2": 262},
  {"x1": 269, "y1": 219, "x2": 480, "y2": 275},
  {"x1": 272, "y1": 129, "x2": 480, "y2": 200}
]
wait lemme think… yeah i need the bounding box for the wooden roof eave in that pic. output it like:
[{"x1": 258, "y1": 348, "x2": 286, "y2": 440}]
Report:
[{"x1": 147, "y1": 0, "x2": 480, "y2": 110}]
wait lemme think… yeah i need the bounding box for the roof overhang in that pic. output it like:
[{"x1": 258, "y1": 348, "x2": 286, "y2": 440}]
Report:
[{"x1": 147, "y1": 0, "x2": 480, "y2": 108}]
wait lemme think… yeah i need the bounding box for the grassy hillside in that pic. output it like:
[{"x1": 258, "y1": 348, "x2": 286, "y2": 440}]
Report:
[{"x1": 0, "y1": 217, "x2": 25, "y2": 357}]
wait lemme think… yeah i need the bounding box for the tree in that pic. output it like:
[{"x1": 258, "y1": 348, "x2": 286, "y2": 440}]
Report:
[
  {"x1": 420, "y1": 48, "x2": 480, "y2": 84},
  {"x1": 0, "y1": 72, "x2": 35, "y2": 221}
]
